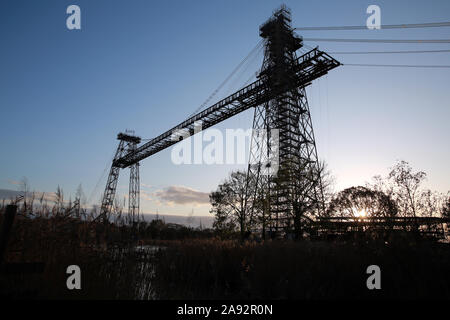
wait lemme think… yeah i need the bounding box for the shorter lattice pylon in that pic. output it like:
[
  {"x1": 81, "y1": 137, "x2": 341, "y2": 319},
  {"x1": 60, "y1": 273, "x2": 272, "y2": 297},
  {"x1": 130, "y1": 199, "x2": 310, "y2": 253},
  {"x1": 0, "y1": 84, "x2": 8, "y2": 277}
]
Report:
[{"x1": 100, "y1": 132, "x2": 141, "y2": 224}]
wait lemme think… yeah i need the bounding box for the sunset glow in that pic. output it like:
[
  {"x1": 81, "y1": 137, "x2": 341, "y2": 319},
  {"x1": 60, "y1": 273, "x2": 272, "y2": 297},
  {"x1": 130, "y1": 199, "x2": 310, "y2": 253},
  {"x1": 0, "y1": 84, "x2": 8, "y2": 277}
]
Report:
[{"x1": 354, "y1": 208, "x2": 367, "y2": 218}]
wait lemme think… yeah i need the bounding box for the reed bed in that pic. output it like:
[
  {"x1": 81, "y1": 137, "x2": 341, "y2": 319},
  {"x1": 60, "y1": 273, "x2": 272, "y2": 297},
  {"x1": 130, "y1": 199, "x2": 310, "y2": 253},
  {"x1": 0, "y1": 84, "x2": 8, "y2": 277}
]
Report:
[
  {"x1": 2, "y1": 199, "x2": 450, "y2": 299},
  {"x1": 151, "y1": 239, "x2": 450, "y2": 299},
  {"x1": 0, "y1": 200, "x2": 157, "y2": 299}
]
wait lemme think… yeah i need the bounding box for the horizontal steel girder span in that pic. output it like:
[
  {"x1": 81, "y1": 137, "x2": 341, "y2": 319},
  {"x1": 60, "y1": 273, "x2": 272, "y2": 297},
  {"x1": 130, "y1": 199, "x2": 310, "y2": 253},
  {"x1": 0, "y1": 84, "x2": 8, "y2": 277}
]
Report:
[{"x1": 114, "y1": 48, "x2": 340, "y2": 168}]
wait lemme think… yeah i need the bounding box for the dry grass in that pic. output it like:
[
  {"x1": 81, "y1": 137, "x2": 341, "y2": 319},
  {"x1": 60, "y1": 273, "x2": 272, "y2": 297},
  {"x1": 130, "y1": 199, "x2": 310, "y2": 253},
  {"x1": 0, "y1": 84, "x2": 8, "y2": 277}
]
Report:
[
  {"x1": 0, "y1": 201, "x2": 155, "y2": 299},
  {"x1": 2, "y1": 200, "x2": 450, "y2": 300},
  {"x1": 151, "y1": 239, "x2": 450, "y2": 299}
]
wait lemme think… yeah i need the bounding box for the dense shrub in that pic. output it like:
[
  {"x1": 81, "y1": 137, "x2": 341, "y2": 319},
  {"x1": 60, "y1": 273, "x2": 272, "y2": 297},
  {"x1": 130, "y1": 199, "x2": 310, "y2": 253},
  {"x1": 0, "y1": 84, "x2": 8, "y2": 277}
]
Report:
[{"x1": 152, "y1": 239, "x2": 450, "y2": 299}]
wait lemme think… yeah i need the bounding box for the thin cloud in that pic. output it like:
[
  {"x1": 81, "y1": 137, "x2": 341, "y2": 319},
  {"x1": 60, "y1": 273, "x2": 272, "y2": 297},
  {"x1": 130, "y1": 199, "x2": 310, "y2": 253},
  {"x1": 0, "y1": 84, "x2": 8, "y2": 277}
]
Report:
[
  {"x1": 141, "y1": 190, "x2": 156, "y2": 201},
  {"x1": 0, "y1": 189, "x2": 59, "y2": 203},
  {"x1": 0, "y1": 189, "x2": 22, "y2": 200},
  {"x1": 154, "y1": 186, "x2": 210, "y2": 206}
]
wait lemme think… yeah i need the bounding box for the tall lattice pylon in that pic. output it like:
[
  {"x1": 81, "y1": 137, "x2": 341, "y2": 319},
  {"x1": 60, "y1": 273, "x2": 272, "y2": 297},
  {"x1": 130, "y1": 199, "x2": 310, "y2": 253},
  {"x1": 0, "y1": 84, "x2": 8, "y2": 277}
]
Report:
[
  {"x1": 128, "y1": 155, "x2": 140, "y2": 223},
  {"x1": 246, "y1": 6, "x2": 324, "y2": 238},
  {"x1": 100, "y1": 133, "x2": 141, "y2": 224}
]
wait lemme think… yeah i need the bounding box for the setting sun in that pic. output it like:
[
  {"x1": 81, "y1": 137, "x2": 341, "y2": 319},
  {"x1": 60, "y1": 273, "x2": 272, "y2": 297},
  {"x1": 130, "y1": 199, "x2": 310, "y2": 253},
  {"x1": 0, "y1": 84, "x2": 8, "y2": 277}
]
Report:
[{"x1": 354, "y1": 208, "x2": 367, "y2": 218}]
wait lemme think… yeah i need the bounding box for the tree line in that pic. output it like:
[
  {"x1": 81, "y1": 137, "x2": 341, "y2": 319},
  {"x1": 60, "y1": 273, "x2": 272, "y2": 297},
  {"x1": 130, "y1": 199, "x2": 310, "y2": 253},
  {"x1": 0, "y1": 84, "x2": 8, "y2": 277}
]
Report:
[{"x1": 210, "y1": 160, "x2": 450, "y2": 238}]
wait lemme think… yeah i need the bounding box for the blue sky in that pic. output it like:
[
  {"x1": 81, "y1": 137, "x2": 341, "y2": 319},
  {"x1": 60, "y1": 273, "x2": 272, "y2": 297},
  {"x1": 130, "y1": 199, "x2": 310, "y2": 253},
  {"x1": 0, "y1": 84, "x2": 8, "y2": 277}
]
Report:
[{"x1": 1, "y1": 0, "x2": 449, "y2": 216}]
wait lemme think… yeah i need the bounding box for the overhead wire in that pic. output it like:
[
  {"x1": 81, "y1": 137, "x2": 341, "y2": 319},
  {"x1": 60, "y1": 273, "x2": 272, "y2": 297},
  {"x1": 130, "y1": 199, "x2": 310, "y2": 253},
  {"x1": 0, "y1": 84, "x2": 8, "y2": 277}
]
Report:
[
  {"x1": 140, "y1": 42, "x2": 264, "y2": 142},
  {"x1": 224, "y1": 43, "x2": 264, "y2": 96},
  {"x1": 295, "y1": 21, "x2": 450, "y2": 31},
  {"x1": 140, "y1": 41, "x2": 264, "y2": 141},
  {"x1": 187, "y1": 40, "x2": 264, "y2": 118},
  {"x1": 87, "y1": 149, "x2": 117, "y2": 206},
  {"x1": 303, "y1": 38, "x2": 450, "y2": 43},
  {"x1": 142, "y1": 25, "x2": 450, "y2": 142},
  {"x1": 343, "y1": 63, "x2": 450, "y2": 68},
  {"x1": 325, "y1": 74, "x2": 330, "y2": 163},
  {"x1": 92, "y1": 20, "x2": 450, "y2": 212},
  {"x1": 329, "y1": 49, "x2": 450, "y2": 55}
]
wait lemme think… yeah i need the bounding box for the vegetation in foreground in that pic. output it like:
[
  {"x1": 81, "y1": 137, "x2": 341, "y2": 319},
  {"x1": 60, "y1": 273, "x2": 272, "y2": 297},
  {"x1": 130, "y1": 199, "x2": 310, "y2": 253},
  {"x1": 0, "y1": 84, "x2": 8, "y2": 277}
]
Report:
[
  {"x1": 151, "y1": 239, "x2": 450, "y2": 300},
  {"x1": 2, "y1": 204, "x2": 450, "y2": 300},
  {"x1": 0, "y1": 197, "x2": 214, "y2": 299},
  {"x1": 1, "y1": 159, "x2": 449, "y2": 299},
  {"x1": 211, "y1": 160, "x2": 450, "y2": 239}
]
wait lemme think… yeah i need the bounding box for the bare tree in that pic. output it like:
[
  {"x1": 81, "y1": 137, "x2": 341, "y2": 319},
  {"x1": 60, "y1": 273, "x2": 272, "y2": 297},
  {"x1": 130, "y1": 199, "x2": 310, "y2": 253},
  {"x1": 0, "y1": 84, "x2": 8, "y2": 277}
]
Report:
[
  {"x1": 290, "y1": 160, "x2": 334, "y2": 238},
  {"x1": 54, "y1": 185, "x2": 64, "y2": 215},
  {"x1": 441, "y1": 193, "x2": 450, "y2": 218},
  {"x1": 75, "y1": 184, "x2": 86, "y2": 218},
  {"x1": 327, "y1": 186, "x2": 398, "y2": 218},
  {"x1": 417, "y1": 189, "x2": 445, "y2": 217},
  {"x1": 367, "y1": 160, "x2": 448, "y2": 217},
  {"x1": 19, "y1": 176, "x2": 29, "y2": 211},
  {"x1": 387, "y1": 160, "x2": 426, "y2": 217},
  {"x1": 210, "y1": 171, "x2": 253, "y2": 239}
]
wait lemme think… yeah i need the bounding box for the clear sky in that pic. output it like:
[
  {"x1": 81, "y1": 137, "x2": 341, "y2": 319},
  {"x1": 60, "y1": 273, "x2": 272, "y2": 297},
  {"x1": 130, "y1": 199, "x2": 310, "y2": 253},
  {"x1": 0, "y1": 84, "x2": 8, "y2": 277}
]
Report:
[{"x1": 1, "y1": 0, "x2": 449, "y2": 217}]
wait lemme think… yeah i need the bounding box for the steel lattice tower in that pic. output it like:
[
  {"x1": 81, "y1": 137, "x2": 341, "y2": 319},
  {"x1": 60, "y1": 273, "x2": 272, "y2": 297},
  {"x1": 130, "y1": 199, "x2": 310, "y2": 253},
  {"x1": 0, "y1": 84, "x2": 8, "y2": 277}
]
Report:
[
  {"x1": 246, "y1": 6, "x2": 324, "y2": 237},
  {"x1": 128, "y1": 152, "x2": 140, "y2": 224},
  {"x1": 100, "y1": 133, "x2": 141, "y2": 224},
  {"x1": 101, "y1": 6, "x2": 340, "y2": 236}
]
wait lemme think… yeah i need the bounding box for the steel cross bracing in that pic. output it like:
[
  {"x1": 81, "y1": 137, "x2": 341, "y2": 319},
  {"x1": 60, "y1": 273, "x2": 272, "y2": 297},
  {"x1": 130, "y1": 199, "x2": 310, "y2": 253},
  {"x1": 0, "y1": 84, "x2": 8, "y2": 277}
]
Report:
[
  {"x1": 113, "y1": 48, "x2": 339, "y2": 169},
  {"x1": 244, "y1": 6, "x2": 333, "y2": 238},
  {"x1": 128, "y1": 150, "x2": 140, "y2": 223},
  {"x1": 100, "y1": 133, "x2": 141, "y2": 223},
  {"x1": 101, "y1": 7, "x2": 340, "y2": 232}
]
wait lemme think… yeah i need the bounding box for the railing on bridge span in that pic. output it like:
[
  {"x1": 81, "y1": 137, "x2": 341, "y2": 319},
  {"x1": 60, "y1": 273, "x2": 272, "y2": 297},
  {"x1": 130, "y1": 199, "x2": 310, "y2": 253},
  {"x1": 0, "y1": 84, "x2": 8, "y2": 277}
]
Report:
[{"x1": 310, "y1": 216, "x2": 450, "y2": 241}]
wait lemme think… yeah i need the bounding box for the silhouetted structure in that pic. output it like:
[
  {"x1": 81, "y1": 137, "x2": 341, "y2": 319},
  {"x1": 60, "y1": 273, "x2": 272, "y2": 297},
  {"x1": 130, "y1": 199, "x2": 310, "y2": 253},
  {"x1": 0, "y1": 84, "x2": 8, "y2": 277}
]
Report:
[
  {"x1": 246, "y1": 6, "x2": 338, "y2": 237},
  {"x1": 311, "y1": 216, "x2": 450, "y2": 241},
  {"x1": 100, "y1": 132, "x2": 141, "y2": 223},
  {"x1": 100, "y1": 6, "x2": 340, "y2": 231}
]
